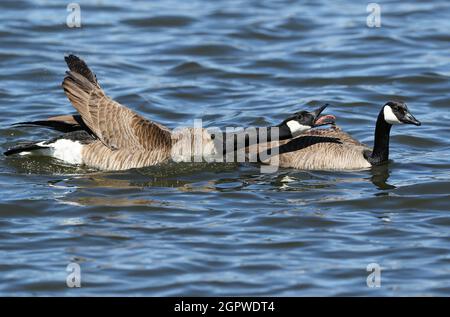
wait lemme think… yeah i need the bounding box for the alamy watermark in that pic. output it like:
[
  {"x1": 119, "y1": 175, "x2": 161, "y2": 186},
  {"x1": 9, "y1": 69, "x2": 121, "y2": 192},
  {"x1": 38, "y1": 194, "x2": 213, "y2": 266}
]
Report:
[
  {"x1": 65, "y1": 3, "x2": 382, "y2": 30},
  {"x1": 169, "y1": 119, "x2": 280, "y2": 173},
  {"x1": 366, "y1": 3, "x2": 381, "y2": 28},
  {"x1": 366, "y1": 263, "x2": 381, "y2": 288},
  {"x1": 66, "y1": 3, "x2": 81, "y2": 28},
  {"x1": 66, "y1": 262, "x2": 81, "y2": 288}
]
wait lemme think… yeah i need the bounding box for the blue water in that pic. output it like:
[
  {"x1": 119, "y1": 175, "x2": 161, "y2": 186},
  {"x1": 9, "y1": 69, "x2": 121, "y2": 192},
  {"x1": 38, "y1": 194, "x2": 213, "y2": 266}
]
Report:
[{"x1": 0, "y1": 0, "x2": 449, "y2": 296}]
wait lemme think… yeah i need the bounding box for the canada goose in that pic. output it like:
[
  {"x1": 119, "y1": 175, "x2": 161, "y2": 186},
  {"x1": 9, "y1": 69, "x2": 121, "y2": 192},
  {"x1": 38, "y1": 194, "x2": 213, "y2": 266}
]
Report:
[
  {"x1": 255, "y1": 101, "x2": 421, "y2": 170},
  {"x1": 4, "y1": 55, "x2": 335, "y2": 171}
]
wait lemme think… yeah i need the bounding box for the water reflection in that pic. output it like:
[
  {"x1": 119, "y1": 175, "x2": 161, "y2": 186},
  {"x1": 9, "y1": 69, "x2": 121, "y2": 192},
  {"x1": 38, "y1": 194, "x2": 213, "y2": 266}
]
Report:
[
  {"x1": 370, "y1": 164, "x2": 396, "y2": 190},
  {"x1": 46, "y1": 162, "x2": 400, "y2": 209}
]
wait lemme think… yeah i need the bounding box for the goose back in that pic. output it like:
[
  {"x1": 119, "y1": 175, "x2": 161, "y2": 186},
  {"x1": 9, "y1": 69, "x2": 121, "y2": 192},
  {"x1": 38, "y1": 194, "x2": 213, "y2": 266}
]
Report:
[{"x1": 255, "y1": 127, "x2": 372, "y2": 170}]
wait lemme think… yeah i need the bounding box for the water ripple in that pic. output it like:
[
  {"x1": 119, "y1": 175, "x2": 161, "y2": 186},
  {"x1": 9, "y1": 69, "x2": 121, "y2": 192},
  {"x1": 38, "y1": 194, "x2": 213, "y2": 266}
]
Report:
[{"x1": 0, "y1": 0, "x2": 449, "y2": 296}]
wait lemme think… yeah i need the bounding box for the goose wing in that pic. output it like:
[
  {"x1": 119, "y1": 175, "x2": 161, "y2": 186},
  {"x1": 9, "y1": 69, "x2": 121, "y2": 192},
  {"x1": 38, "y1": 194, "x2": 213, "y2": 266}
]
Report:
[
  {"x1": 61, "y1": 55, "x2": 171, "y2": 151},
  {"x1": 14, "y1": 114, "x2": 84, "y2": 132}
]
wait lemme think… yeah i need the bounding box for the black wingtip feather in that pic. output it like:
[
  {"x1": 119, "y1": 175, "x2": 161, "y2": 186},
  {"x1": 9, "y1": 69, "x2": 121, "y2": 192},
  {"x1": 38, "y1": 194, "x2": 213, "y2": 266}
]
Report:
[
  {"x1": 4, "y1": 143, "x2": 44, "y2": 156},
  {"x1": 12, "y1": 120, "x2": 82, "y2": 133},
  {"x1": 64, "y1": 54, "x2": 98, "y2": 85}
]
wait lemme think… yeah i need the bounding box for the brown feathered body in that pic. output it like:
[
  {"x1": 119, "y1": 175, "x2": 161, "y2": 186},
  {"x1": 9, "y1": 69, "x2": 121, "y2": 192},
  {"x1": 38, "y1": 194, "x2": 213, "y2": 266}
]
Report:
[
  {"x1": 8, "y1": 55, "x2": 218, "y2": 170},
  {"x1": 251, "y1": 127, "x2": 373, "y2": 170}
]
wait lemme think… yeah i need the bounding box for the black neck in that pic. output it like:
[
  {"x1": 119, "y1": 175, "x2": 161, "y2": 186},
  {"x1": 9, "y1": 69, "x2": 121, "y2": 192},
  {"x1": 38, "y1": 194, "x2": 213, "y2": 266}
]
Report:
[
  {"x1": 218, "y1": 124, "x2": 293, "y2": 156},
  {"x1": 368, "y1": 110, "x2": 392, "y2": 165}
]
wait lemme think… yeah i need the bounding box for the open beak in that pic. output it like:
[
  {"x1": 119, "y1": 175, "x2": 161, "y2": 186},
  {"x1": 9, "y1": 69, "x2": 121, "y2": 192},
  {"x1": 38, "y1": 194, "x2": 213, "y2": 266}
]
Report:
[
  {"x1": 402, "y1": 111, "x2": 421, "y2": 126},
  {"x1": 311, "y1": 104, "x2": 336, "y2": 127}
]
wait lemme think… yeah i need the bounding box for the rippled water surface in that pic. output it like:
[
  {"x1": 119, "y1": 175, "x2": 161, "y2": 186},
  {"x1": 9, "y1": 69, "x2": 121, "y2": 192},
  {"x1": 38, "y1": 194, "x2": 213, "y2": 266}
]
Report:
[{"x1": 0, "y1": 0, "x2": 449, "y2": 296}]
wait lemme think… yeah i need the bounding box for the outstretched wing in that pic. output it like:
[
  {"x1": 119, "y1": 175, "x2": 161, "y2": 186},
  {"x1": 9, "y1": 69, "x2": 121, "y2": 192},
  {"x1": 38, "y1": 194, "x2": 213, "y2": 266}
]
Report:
[{"x1": 61, "y1": 55, "x2": 171, "y2": 151}]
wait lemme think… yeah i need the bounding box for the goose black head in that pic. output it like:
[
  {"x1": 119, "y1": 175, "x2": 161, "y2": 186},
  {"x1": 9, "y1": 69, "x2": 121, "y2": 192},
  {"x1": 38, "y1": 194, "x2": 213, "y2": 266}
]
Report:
[
  {"x1": 280, "y1": 104, "x2": 336, "y2": 137},
  {"x1": 383, "y1": 101, "x2": 421, "y2": 126}
]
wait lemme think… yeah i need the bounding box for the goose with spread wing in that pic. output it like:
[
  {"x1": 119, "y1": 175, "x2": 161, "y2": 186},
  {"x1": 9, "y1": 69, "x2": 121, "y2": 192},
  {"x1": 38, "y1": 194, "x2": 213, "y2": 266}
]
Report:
[{"x1": 4, "y1": 55, "x2": 335, "y2": 171}]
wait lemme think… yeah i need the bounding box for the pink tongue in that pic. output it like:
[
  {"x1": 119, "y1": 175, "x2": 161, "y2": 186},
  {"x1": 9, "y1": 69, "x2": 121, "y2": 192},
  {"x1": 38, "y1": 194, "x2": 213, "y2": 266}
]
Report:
[{"x1": 315, "y1": 114, "x2": 336, "y2": 125}]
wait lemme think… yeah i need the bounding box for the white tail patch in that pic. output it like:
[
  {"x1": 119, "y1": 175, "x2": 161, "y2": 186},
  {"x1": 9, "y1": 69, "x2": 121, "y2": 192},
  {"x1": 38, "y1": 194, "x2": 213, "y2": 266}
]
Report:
[
  {"x1": 39, "y1": 139, "x2": 84, "y2": 164},
  {"x1": 286, "y1": 120, "x2": 311, "y2": 137},
  {"x1": 383, "y1": 106, "x2": 401, "y2": 125}
]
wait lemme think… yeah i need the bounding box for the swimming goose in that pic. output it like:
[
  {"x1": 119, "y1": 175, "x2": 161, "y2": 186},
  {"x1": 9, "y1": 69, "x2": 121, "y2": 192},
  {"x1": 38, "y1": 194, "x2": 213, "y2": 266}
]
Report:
[
  {"x1": 4, "y1": 55, "x2": 335, "y2": 171},
  {"x1": 256, "y1": 101, "x2": 421, "y2": 170}
]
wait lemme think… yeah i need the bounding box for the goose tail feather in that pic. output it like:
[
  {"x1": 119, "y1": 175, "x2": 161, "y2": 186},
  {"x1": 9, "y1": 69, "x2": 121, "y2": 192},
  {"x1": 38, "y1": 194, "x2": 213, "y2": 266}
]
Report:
[
  {"x1": 12, "y1": 120, "x2": 81, "y2": 132},
  {"x1": 4, "y1": 142, "x2": 46, "y2": 156}
]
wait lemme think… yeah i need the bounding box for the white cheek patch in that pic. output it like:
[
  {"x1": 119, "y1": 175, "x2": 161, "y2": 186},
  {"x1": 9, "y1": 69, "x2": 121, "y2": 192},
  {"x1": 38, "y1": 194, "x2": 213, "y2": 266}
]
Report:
[
  {"x1": 383, "y1": 106, "x2": 402, "y2": 125},
  {"x1": 286, "y1": 120, "x2": 310, "y2": 137}
]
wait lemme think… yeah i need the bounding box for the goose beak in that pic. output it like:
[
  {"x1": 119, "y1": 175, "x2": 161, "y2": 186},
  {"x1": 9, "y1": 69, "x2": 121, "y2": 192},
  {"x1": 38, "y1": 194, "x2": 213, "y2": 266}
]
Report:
[
  {"x1": 311, "y1": 104, "x2": 336, "y2": 127},
  {"x1": 402, "y1": 111, "x2": 421, "y2": 126}
]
